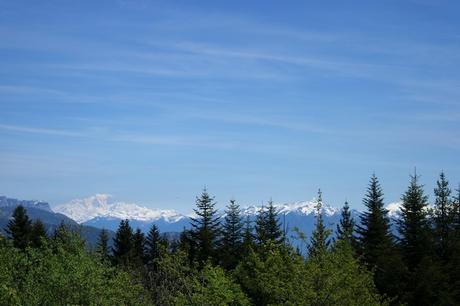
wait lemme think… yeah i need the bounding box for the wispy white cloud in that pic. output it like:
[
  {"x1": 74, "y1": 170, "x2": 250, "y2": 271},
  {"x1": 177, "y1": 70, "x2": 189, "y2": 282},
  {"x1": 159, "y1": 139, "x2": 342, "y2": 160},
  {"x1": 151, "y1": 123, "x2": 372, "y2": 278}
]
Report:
[
  {"x1": 0, "y1": 124, "x2": 84, "y2": 137},
  {"x1": 182, "y1": 110, "x2": 333, "y2": 135},
  {"x1": 0, "y1": 85, "x2": 68, "y2": 96},
  {"x1": 0, "y1": 123, "x2": 241, "y2": 149}
]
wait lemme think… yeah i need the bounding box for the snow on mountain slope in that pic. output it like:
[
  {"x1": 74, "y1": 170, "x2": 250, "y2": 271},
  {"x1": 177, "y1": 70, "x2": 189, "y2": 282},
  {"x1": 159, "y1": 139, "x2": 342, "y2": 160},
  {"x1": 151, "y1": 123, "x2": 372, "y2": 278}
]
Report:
[
  {"x1": 385, "y1": 201, "x2": 433, "y2": 218},
  {"x1": 55, "y1": 193, "x2": 402, "y2": 226},
  {"x1": 386, "y1": 202, "x2": 403, "y2": 217},
  {"x1": 55, "y1": 194, "x2": 343, "y2": 224},
  {"x1": 54, "y1": 194, "x2": 185, "y2": 224},
  {"x1": 241, "y1": 200, "x2": 339, "y2": 217}
]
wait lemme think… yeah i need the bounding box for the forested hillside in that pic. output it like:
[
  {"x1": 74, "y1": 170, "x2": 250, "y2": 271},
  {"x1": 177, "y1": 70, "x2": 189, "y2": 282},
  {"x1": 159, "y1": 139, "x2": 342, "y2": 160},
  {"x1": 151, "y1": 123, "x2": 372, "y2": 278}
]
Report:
[{"x1": 1, "y1": 172, "x2": 460, "y2": 305}]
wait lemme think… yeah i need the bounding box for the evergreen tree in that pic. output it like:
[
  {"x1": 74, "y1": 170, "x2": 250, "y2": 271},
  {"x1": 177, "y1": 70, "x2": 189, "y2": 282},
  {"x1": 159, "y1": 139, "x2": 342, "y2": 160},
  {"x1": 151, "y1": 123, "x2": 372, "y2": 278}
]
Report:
[
  {"x1": 397, "y1": 173, "x2": 443, "y2": 305},
  {"x1": 255, "y1": 204, "x2": 267, "y2": 245},
  {"x1": 398, "y1": 173, "x2": 431, "y2": 270},
  {"x1": 265, "y1": 200, "x2": 283, "y2": 244},
  {"x1": 112, "y1": 219, "x2": 134, "y2": 266},
  {"x1": 241, "y1": 216, "x2": 255, "y2": 254},
  {"x1": 255, "y1": 200, "x2": 283, "y2": 246},
  {"x1": 433, "y1": 172, "x2": 453, "y2": 261},
  {"x1": 356, "y1": 174, "x2": 405, "y2": 301},
  {"x1": 190, "y1": 188, "x2": 221, "y2": 264},
  {"x1": 449, "y1": 185, "x2": 460, "y2": 302},
  {"x1": 177, "y1": 227, "x2": 196, "y2": 264},
  {"x1": 453, "y1": 185, "x2": 460, "y2": 231},
  {"x1": 6, "y1": 205, "x2": 31, "y2": 250},
  {"x1": 335, "y1": 201, "x2": 355, "y2": 245},
  {"x1": 220, "y1": 199, "x2": 243, "y2": 269},
  {"x1": 356, "y1": 175, "x2": 394, "y2": 266},
  {"x1": 30, "y1": 219, "x2": 47, "y2": 248},
  {"x1": 145, "y1": 224, "x2": 161, "y2": 266},
  {"x1": 96, "y1": 228, "x2": 110, "y2": 260},
  {"x1": 132, "y1": 228, "x2": 146, "y2": 264},
  {"x1": 308, "y1": 189, "x2": 331, "y2": 258}
]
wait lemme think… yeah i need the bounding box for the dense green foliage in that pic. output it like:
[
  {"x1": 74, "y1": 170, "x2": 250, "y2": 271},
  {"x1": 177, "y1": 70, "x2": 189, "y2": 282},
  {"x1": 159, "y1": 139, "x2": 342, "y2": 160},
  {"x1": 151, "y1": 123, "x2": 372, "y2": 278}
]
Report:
[
  {"x1": 0, "y1": 223, "x2": 149, "y2": 305},
  {"x1": 2, "y1": 170, "x2": 460, "y2": 305}
]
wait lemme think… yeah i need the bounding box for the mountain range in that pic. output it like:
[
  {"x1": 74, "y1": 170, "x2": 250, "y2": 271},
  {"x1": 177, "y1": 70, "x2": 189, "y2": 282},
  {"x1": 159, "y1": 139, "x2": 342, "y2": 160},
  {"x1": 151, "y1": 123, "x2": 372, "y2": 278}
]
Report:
[
  {"x1": 54, "y1": 194, "x2": 403, "y2": 238},
  {"x1": 1, "y1": 194, "x2": 403, "y2": 244}
]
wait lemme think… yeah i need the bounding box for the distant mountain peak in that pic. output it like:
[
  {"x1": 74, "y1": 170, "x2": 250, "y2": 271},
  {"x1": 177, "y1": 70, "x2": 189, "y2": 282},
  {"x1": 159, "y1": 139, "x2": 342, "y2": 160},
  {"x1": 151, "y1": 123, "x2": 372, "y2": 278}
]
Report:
[
  {"x1": 241, "y1": 200, "x2": 339, "y2": 217},
  {"x1": 386, "y1": 201, "x2": 402, "y2": 217},
  {"x1": 54, "y1": 194, "x2": 185, "y2": 224},
  {"x1": 0, "y1": 195, "x2": 52, "y2": 212}
]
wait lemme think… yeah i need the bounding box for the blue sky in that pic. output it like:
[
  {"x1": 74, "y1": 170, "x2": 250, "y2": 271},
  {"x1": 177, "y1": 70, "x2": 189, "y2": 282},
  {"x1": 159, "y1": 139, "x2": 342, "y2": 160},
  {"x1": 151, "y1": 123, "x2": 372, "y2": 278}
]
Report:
[{"x1": 1, "y1": 0, "x2": 460, "y2": 212}]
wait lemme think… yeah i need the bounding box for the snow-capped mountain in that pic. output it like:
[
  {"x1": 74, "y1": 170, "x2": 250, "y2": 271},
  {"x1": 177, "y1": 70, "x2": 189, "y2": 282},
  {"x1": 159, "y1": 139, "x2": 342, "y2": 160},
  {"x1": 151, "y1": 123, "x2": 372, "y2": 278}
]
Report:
[
  {"x1": 53, "y1": 194, "x2": 346, "y2": 234},
  {"x1": 53, "y1": 194, "x2": 400, "y2": 237},
  {"x1": 386, "y1": 202, "x2": 402, "y2": 218},
  {"x1": 54, "y1": 194, "x2": 185, "y2": 224},
  {"x1": 55, "y1": 195, "x2": 341, "y2": 224},
  {"x1": 0, "y1": 195, "x2": 115, "y2": 247},
  {"x1": 241, "y1": 200, "x2": 339, "y2": 217}
]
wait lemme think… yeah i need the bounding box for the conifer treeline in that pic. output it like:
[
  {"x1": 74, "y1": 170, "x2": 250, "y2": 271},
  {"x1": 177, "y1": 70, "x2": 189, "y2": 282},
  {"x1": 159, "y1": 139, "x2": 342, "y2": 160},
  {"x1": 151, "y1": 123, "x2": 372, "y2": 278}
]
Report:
[{"x1": 2, "y1": 171, "x2": 460, "y2": 305}]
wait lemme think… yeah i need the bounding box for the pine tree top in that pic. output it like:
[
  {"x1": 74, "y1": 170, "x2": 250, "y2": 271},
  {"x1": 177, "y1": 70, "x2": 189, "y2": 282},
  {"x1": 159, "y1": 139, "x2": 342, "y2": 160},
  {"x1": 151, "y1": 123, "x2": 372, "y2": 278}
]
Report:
[
  {"x1": 308, "y1": 189, "x2": 331, "y2": 258},
  {"x1": 433, "y1": 171, "x2": 452, "y2": 220},
  {"x1": 190, "y1": 188, "x2": 220, "y2": 231},
  {"x1": 336, "y1": 201, "x2": 355, "y2": 244},
  {"x1": 400, "y1": 174, "x2": 429, "y2": 217}
]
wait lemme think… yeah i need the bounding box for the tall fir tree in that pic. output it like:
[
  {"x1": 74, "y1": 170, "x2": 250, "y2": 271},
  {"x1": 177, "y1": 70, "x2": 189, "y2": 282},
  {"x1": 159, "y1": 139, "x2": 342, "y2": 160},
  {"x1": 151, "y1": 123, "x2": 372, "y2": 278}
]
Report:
[
  {"x1": 356, "y1": 175, "x2": 394, "y2": 266},
  {"x1": 449, "y1": 185, "x2": 460, "y2": 302},
  {"x1": 433, "y1": 172, "x2": 453, "y2": 261},
  {"x1": 241, "y1": 216, "x2": 255, "y2": 254},
  {"x1": 112, "y1": 219, "x2": 134, "y2": 266},
  {"x1": 335, "y1": 201, "x2": 355, "y2": 246},
  {"x1": 30, "y1": 219, "x2": 47, "y2": 248},
  {"x1": 255, "y1": 200, "x2": 283, "y2": 246},
  {"x1": 190, "y1": 188, "x2": 221, "y2": 264},
  {"x1": 356, "y1": 174, "x2": 405, "y2": 301},
  {"x1": 398, "y1": 173, "x2": 431, "y2": 270},
  {"x1": 454, "y1": 185, "x2": 460, "y2": 232},
  {"x1": 220, "y1": 199, "x2": 243, "y2": 269},
  {"x1": 265, "y1": 200, "x2": 283, "y2": 244},
  {"x1": 255, "y1": 204, "x2": 267, "y2": 245},
  {"x1": 132, "y1": 228, "x2": 146, "y2": 264},
  {"x1": 398, "y1": 173, "x2": 447, "y2": 305},
  {"x1": 6, "y1": 205, "x2": 32, "y2": 250},
  {"x1": 96, "y1": 228, "x2": 110, "y2": 260},
  {"x1": 145, "y1": 224, "x2": 162, "y2": 267},
  {"x1": 308, "y1": 189, "x2": 331, "y2": 258},
  {"x1": 178, "y1": 227, "x2": 197, "y2": 264}
]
